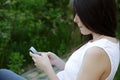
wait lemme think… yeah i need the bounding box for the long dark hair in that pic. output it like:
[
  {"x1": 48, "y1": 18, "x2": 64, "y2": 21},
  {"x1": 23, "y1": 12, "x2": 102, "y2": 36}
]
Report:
[{"x1": 73, "y1": 0, "x2": 117, "y2": 41}]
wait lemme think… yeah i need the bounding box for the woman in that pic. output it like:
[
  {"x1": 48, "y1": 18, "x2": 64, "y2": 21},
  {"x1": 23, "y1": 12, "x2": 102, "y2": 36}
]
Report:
[
  {"x1": 30, "y1": 0, "x2": 120, "y2": 80},
  {"x1": 0, "y1": 0, "x2": 119, "y2": 80}
]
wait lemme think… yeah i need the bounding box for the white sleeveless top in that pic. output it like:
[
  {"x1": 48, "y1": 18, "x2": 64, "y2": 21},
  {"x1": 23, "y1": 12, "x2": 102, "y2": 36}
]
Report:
[{"x1": 56, "y1": 39, "x2": 120, "y2": 80}]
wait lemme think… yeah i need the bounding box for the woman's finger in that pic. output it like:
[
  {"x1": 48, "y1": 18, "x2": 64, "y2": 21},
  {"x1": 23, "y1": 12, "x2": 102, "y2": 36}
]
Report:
[
  {"x1": 32, "y1": 57, "x2": 36, "y2": 62},
  {"x1": 29, "y1": 52, "x2": 35, "y2": 57},
  {"x1": 29, "y1": 52, "x2": 39, "y2": 58}
]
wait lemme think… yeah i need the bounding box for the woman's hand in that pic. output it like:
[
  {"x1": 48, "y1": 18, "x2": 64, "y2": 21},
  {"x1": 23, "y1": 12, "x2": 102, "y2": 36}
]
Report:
[
  {"x1": 47, "y1": 52, "x2": 65, "y2": 70},
  {"x1": 29, "y1": 52, "x2": 52, "y2": 72},
  {"x1": 30, "y1": 52, "x2": 59, "y2": 80}
]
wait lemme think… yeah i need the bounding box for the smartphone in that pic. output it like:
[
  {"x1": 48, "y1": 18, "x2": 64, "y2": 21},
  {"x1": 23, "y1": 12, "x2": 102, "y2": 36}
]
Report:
[{"x1": 29, "y1": 46, "x2": 39, "y2": 54}]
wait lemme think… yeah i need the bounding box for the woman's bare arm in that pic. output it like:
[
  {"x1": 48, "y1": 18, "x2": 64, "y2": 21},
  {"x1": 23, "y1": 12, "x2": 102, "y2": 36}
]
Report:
[{"x1": 77, "y1": 47, "x2": 110, "y2": 80}]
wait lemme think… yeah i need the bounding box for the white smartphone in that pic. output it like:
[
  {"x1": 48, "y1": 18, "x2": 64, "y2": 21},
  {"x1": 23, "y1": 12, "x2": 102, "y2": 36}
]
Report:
[{"x1": 29, "y1": 46, "x2": 39, "y2": 54}]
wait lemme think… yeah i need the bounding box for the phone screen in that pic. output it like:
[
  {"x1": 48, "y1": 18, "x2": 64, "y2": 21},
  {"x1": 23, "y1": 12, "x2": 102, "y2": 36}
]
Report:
[{"x1": 29, "y1": 46, "x2": 39, "y2": 54}]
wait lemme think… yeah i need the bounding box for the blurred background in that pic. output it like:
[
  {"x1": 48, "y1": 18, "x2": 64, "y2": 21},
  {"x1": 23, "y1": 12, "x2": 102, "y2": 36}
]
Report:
[{"x1": 0, "y1": 0, "x2": 120, "y2": 79}]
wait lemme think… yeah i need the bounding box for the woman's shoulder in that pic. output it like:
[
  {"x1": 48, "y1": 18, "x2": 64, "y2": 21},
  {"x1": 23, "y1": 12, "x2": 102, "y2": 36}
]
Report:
[
  {"x1": 103, "y1": 36, "x2": 119, "y2": 44},
  {"x1": 85, "y1": 46, "x2": 107, "y2": 57},
  {"x1": 88, "y1": 36, "x2": 119, "y2": 47}
]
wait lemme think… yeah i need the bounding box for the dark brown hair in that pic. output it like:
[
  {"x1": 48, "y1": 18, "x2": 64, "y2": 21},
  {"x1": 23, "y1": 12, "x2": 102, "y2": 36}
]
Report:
[{"x1": 73, "y1": 0, "x2": 117, "y2": 41}]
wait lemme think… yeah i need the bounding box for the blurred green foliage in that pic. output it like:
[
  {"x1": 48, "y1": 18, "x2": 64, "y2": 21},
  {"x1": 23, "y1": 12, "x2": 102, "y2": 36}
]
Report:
[
  {"x1": 7, "y1": 52, "x2": 25, "y2": 74},
  {"x1": 114, "y1": 1, "x2": 120, "y2": 80},
  {"x1": 116, "y1": 0, "x2": 120, "y2": 40},
  {"x1": 0, "y1": 0, "x2": 73, "y2": 74}
]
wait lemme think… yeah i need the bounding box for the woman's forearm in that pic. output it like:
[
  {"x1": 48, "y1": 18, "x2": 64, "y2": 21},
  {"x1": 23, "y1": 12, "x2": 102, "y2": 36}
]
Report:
[
  {"x1": 55, "y1": 58, "x2": 65, "y2": 70},
  {"x1": 44, "y1": 66, "x2": 59, "y2": 80}
]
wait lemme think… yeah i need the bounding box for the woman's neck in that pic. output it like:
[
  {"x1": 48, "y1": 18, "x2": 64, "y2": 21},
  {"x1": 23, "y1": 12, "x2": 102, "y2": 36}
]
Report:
[{"x1": 91, "y1": 33, "x2": 104, "y2": 42}]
